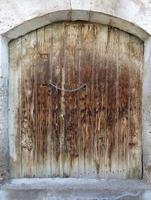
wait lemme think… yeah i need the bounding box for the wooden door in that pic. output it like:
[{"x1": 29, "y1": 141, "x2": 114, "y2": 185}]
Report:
[{"x1": 9, "y1": 22, "x2": 144, "y2": 178}]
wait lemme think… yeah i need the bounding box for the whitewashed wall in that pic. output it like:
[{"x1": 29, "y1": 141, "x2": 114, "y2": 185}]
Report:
[
  {"x1": 0, "y1": 0, "x2": 151, "y2": 182},
  {"x1": 0, "y1": 0, "x2": 151, "y2": 36}
]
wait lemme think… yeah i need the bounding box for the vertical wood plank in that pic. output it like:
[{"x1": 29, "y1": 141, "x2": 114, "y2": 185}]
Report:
[
  {"x1": 44, "y1": 25, "x2": 53, "y2": 177},
  {"x1": 50, "y1": 23, "x2": 64, "y2": 177},
  {"x1": 93, "y1": 25, "x2": 108, "y2": 177},
  {"x1": 129, "y1": 36, "x2": 143, "y2": 178},
  {"x1": 21, "y1": 32, "x2": 37, "y2": 177},
  {"x1": 79, "y1": 23, "x2": 94, "y2": 177},
  {"x1": 36, "y1": 27, "x2": 51, "y2": 177},
  {"x1": 9, "y1": 39, "x2": 22, "y2": 177},
  {"x1": 118, "y1": 31, "x2": 130, "y2": 177},
  {"x1": 106, "y1": 28, "x2": 118, "y2": 176},
  {"x1": 63, "y1": 23, "x2": 81, "y2": 177}
]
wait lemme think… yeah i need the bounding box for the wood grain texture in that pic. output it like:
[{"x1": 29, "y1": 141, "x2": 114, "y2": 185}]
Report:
[
  {"x1": 129, "y1": 36, "x2": 143, "y2": 178},
  {"x1": 9, "y1": 22, "x2": 144, "y2": 178},
  {"x1": 105, "y1": 28, "x2": 118, "y2": 175},
  {"x1": 93, "y1": 25, "x2": 108, "y2": 177},
  {"x1": 118, "y1": 31, "x2": 130, "y2": 177},
  {"x1": 9, "y1": 38, "x2": 22, "y2": 177},
  {"x1": 36, "y1": 27, "x2": 51, "y2": 177},
  {"x1": 21, "y1": 31, "x2": 37, "y2": 177},
  {"x1": 63, "y1": 23, "x2": 80, "y2": 177},
  {"x1": 50, "y1": 23, "x2": 64, "y2": 177}
]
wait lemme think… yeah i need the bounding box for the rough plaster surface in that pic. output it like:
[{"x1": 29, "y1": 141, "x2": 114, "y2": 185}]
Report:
[
  {"x1": 0, "y1": 0, "x2": 151, "y2": 184},
  {"x1": 142, "y1": 38, "x2": 151, "y2": 183},
  {"x1": 0, "y1": 36, "x2": 8, "y2": 179},
  {"x1": 0, "y1": 0, "x2": 149, "y2": 41},
  {"x1": 0, "y1": 84, "x2": 8, "y2": 175},
  {"x1": 0, "y1": 0, "x2": 151, "y2": 36}
]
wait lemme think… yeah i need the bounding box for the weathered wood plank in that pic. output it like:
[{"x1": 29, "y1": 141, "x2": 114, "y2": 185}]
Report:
[
  {"x1": 93, "y1": 25, "x2": 108, "y2": 177},
  {"x1": 50, "y1": 23, "x2": 64, "y2": 177},
  {"x1": 118, "y1": 31, "x2": 130, "y2": 178},
  {"x1": 21, "y1": 32, "x2": 37, "y2": 177},
  {"x1": 9, "y1": 38, "x2": 22, "y2": 177},
  {"x1": 63, "y1": 23, "x2": 81, "y2": 177},
  {"x1": 36, "y1": 27, "x2": 51, "y2": 177},
  {"x1": 64, "y1": 24, "x2": 78, "y2": 177},
  {"x1": 44, "y1": 25, "x2": 53, "y2": 177},
  {"x1": 106, "y1": 28, "x2": 118, "y2": 176},
  {"x1": 129, "y1": 36, "x2": 143, "y2": 178},
  {"x1": 79, "y1": 24, "x2": 95, "y2": 177}
]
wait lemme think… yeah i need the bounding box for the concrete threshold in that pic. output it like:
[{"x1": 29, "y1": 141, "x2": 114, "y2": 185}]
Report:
[{"x1": 0, "y1": 178, "x2": 151, "y2": 200}]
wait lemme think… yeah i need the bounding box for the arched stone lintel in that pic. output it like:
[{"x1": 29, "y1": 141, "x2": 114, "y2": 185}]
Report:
[{"x1": 2, "y1": 10, "x2": 149, "y2": 42}]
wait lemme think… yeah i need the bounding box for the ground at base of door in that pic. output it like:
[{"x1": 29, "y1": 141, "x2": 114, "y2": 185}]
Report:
[{"x1": 0, "y1": 178, "x2": 151, "y2": 200}]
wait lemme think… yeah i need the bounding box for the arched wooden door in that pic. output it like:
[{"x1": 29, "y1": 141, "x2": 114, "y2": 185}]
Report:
[{"x1": 9, "y1": 22, "x2": 143, "y2": 178}]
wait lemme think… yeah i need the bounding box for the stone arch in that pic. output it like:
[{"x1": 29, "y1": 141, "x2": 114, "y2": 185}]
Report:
[{"x1": 4, "y1": 10, "x2": 149, "y2": 41}]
